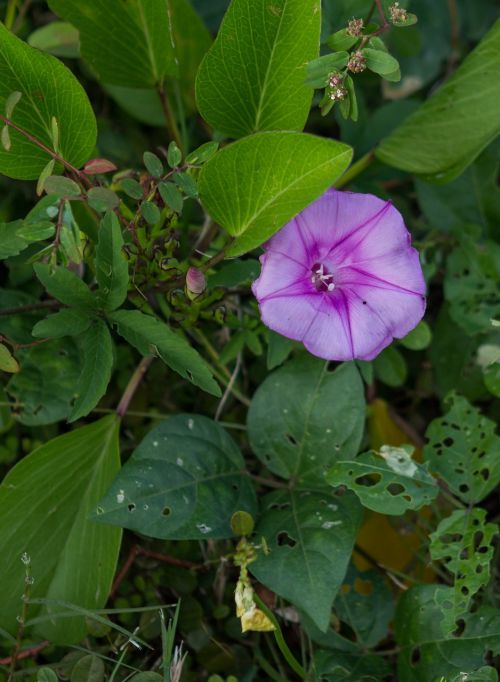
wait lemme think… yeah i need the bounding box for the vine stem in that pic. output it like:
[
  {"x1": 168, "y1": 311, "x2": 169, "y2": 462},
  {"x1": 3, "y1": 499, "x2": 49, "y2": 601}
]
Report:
[
  {"x1": 335, "y1": 150, "x2": 375, "y2": 189},
  {"x1": 4, "y1": 0, "x2": 18, "y2": 30},
  {"x1": 157, "y1": 83, "x2": 183, "y2": 152},
  {"x1": 0, "y1": 113, "x2": 91, "y2": 188},
  {"x1": 0, "y1": 300, "x2": 61, "y2": 317},
  {"x1": 116, "y1": 356, "x2": 154, "y2": 418}
]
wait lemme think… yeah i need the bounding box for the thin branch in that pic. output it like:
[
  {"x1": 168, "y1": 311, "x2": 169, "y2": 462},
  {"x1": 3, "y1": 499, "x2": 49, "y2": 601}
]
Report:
[
  {"x1": 215, "y1": 352, "x2": 242, "y2": 421},
  {"x1": 157, "y1": 84, "x2": 183, "y2": 152},
  {"x1": 116, "y1": 356, "x2": 154, "y2": 418},
  {"x1": 0, "y1": 300, "x2": 61, "y2": 317},
  {"x1": 0, "y1": 640, "x2": 49, "y2": 667}
]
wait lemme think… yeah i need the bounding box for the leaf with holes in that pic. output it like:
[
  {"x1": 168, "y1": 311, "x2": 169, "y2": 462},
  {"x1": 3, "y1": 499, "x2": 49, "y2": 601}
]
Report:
[
  {"x1": 429, "y1": 508, "x2": 498, "y2": 635},
  {"x1": 0, "y1": 23, "x2": 96, "y2": 180},
  {"x1": 395, "y1": 585, "x2": 500, "y2": 681},
  {"x1": 196, "y1": 0, "x2": 320, "y2": 138},
  {"x1": 48, "y1": 0, "x2": 178, "y2": 87},
  {"x1": 95, "y1": 415, "x2": 257, "y2": 539},
  {"x1": 250, "y1": 488, "x2": 362, "y2": 631},
  {"x1": 327, "y1": 445, "x2": 438, "y2": 515},
  {"x1": 247, "y1": 355, "x2": 365, "y2": 485},
  {"x1": 0, "y1": 416, "x2": 121, "y2": 643},
  {"x1": 423, "y1": 394, "x2": 500, "y2": 504},
  {"x1": 444, "y1": 233, "x2": 500, "y2": 335},
  {"x1": 198, "y1": 132, "x2": 352, "y2": 256}
]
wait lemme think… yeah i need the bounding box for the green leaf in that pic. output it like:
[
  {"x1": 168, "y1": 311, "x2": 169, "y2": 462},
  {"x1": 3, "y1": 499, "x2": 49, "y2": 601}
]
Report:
[
  {"x1": 0, "y1": 220, "x2": 55, "y2": 260},
  {"x1": 313, "y1": 649, "x2": 391, "y2": 682},
  {"x1": 158, "y1": 181, "x2": 183, "y2": 213},
  {"x1": 247, "y1": 356, "x2": 365, "y2": 484},
  {"x1": 185, "y1": 141, "x2": 218, "y2": 165},
  {"x1": 172, "y1": 171, "x2": 198, "y2": 198},
  {"x1": 43, "y1": 175, "x2": 81, "y2": 197},
  {"x1": 0, "y1": 23, "x2": 96, "y2": 180},
  {"x1": 196, "y1": 0, "x2": 321, "y2": 138},
  {"x1": 143, "y1": 151, "x2": 164, "y2": 178},
  {"x1": 430, "y1": 508, "x2": 498, "y2": 634},
  {"x1": 37, "y1": 668, "x2": 59, "y2": 682},
  {"x1": 326, "y1": 29, "x2": 359, "y2": 52},
  {"x1": 0, "y1": 416, "x2": 121, "y2": 643},
  {"x1": 400, "y1": 321, "x2": 432, "y2": 350},
  {"x1": 198, "y1": 131, "x2": 352, "y2": 256},
  {"x1": 207, "y1": 259, "x2": 260, "y2": 288},
  {"x1": 395, "y1": 585, "x2": 500, "y2": 681},
  {"x1": 327, "y1": 445, "x2": 438, "y2": 515},
  {"x1": 140, "y1": 201, "x2": 161, "y2": 225},
  {"x1": 87, "y1": 187, "x2": 120, "y2": 213},
  {"x1": 70, "y1": 655, "x2": 105, "y2": 682},
  {"x1": 34, "y1": 263, "x2": 96, "y2": 311},
  {"x1": 423, "y1": 394, "x2": 500, "y2": 504},
  {"x1": 27, "y1": 21, "x2": 80, "y2": 58},
  {"x1": 69, "y1": 320, "x2": 113, "y2": 422},
  {"x1": 362, "y1": 47, "x2": 400, "y2": 77},
  {"x1": 95, "y1": 213, "x2": 129, "y2": 311},
  {"x1": 0, "y1": 344, "x2": 19, "y2": 373},
  {"x1": 108, "y1": 309, "x2": 220, "y2": 396},
  {"x1": 32, "y1": 309, "x2": 92, "y2": 339},
  {"x1": 266, "y1": 330, "x2": 295, "y2": 370},
  {"x1": 305, "y1": 52, "x2": 350, "y2": 87},
  {"x1": 444, "y1": 235, "x2": 500, "y2": 335},
  {"x1": 7, "y1": 339, "x2": 81, "y2": 425},
  {"x1": 36, "y1": 159, "x2": 56, "y2": 196},
  {"x1": 373, "y1": 346, "x2": 407, "y2": 387},
  {"x1": 250, "y1": 488, "x2": 362, "y2": 631},
  {"x1": 120, "y1": 178, "x2": 144, "y2": 200},
  {"x1": 95, "y1": 415, "x2": 257, "y2": 539},
  {"x1": 48, "y1": 0, "x2": 178, "y2": 87},
  {"x1": 376, "y1": 21, "x2": 500, "y2": 181}
]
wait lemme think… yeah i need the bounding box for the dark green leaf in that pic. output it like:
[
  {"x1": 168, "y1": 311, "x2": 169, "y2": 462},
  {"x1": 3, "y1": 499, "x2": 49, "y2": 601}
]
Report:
[
  {"x1": 251, "y1": 488, "x2": 362, "y2": 631},
  {"x1": 0, "y1": 416, "x2": 121, "y2": 643},
  {"x1": 108, "y1": 309, "x2": 220, "y2": 396},
  {"x1": 196, "y1": 0, "x2": 321, "y2": 138},
  {"x1": 377, "y1": 21, "x2": 500, "y2": 181},
  {"x1": 37, "y1": 668, "x2": 59, "y2": 682},
  {"x1": 424, "y1": 394, "x2": 500, "y2": 504},
  {"x1": 34, "y1": 263, "x2": 96, "y2": 311},
  {"x1": 140, "y1": 201, "x2": 161, "y2": 225},
  {"x1": 400, "y1": 321, "x2": 432, "y2": 350},
  {"x1": 120, "y1": 178, "x2": 144, "y2": 200},
  {"x1": 247, "y1": 356, "x2": 364, "y2": 484},
  {"x1": 185, "y1": 141, "x2": 219, "y2": 165},
  {"x1": 430, "y1": 508, "x2": 498, "y2": 634},
  {"x1": 327, "y1": 445, "x2": 438, "y2": 515},
  {"x1": 43, "y1": 175, "x2": 81, "y2": 197},
  {"x1": 158, "y1": 182, "x2": 183, "y2": 213},
  {"x1": 70, "y1": 655, "x2": 105, "y2": 682},
  {"x1": 198, "y1": 132, "x2": 352, "y2": 256},
  {"x1": 0, "y1": 220, "x2": 55, "y2": 260},
  {"x1": 0, "y1": 23, "x2": 96, "y2": 180},
  {"x1": 7, "y1": 339, "x2": 81, "y2": 425},
  {"x1": 362, "y1": 47, "x2": 400, "y2": 77},
  {"x1": 207, "y1": 259, "x2": 259, "y2": 288},
  {"x1": 395, "y1": 585, "x2": 500, "y2": 681},
  {"x1": 143, "y1": 151, "x2": 164, "y2": 178},
  {"x1": 69, "y1": 320, "x2": 113, "y2": 422},
  {"x1": 373, "y1": 346, "x2": 407, "y2": 387},
  {"x1": 313, "y1": 649, "x2": 391, "y2": 681},
  {"x1": 326, "y1": 29, "x2": 359, "y2": 52},
  {"x1": 87, "y1": 187, "x2": 120, "y2": 213},
  {"x1": 172, "y1": 171, "x2": 198, "y2": 198},
  {"x1": 95, "y1": 415, "x2": 257, "y2": 539},
  {"x1": 95, "y1": 212, "x2": 129, "y2": 311},
  {"x1": 167, "y1": 141, "x2": 182, "y2": 168},
  {"x1": 48, "y1": 0, "x2": 178, "y2": 87},
  {"x1": 266, "y1": 331, "x2": 295, "y2": 370},
  {"x1": 32, "y1": 309, "x2": 92, "y2": 339},
  {"x1": 305, "y1": 52, "x2": 350, "y2": 87}
]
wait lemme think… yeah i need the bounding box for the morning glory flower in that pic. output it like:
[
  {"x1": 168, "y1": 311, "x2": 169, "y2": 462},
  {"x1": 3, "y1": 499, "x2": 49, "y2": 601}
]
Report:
[{"x1": 252, "y1": 188, "x2": 426, "y2": 361}]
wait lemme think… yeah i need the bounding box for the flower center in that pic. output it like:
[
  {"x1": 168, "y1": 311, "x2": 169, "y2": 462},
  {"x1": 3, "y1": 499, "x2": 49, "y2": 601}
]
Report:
[{"x1": 311, "y1": 262, "x2": 336, "y2": 292}]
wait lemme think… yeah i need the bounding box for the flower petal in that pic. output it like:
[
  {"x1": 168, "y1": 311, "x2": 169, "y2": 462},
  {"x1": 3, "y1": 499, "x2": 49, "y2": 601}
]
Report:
[
  {"x1": 257, "y1": 292, "x2": 323, "y2": 343},
  {"x1": 252, "y1": 251, "x2": 310, "y2": 301}
]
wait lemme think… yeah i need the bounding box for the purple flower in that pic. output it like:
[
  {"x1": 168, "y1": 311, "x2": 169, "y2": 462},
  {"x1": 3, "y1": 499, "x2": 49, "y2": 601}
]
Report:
[{"x1": 252, "y1": 189, "x2": 426, "y2": 361}]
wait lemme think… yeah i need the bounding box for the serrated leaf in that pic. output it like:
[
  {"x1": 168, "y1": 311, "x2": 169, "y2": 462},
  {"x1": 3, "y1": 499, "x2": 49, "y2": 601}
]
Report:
[
  {"x1": 48, "y1": 0, "x2": 178, "y2": 87},
  {"x1": 198, "y1": 132, "x2": 352, "y2": 257},
  {"x1": 0, "y1": 344, "x2": 19, "y2": 373},
  {"x1": 395, "y1": 585, "x2": 500, "y2": 681},
  {"x1": 327, "y1": 445, "x2": 438, "y2": 515},
  {"x1": 424, "y1": 394, "x2": 500, "y2": 504},
  {"x1": 247, "y1": 356, "x2": 364, "y2": 484},
  {"x1": 0, "y1": 23, "x2": 96, "y2": 180},
  {"x1": 0, "y1": 416, "x2": 121, "y2": 643},
  {"x1": 430, "y1": 508, "x2": 498, "y2": 634},
  {"x1": 34, "y1": 263, "x2": 96, "y2": 311},
  {"x1": 250, "y1": 488, "x2": 362, "y2": 631},
  {"x1": 376, "y1": 21, "x2": 500, "y2": 181},
  {"x1": 69, "y1": 320, "x2": 113, "y2": 422},
  {"x1": 196, "y1": 0, "x2": 321, "y2": 138},
  {"x1": 32, "y1": 309, "x2": 92, "y2": 339},
  {"x1": 95, "y1": 212, "x2": 129, "y2": 311},
  {"x1": 108, "y1": 309, "x2": 220, "y2": 396},
  {"x1": 95, "y1": 415, "x2": 257, "y2": 539},
  {"x1": 6, "y1": 338, "x2": 81, "y2": 425}
]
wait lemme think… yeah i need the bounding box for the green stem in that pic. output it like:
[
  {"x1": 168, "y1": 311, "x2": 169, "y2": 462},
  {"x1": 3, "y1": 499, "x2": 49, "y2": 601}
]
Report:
[
  {"x1": 335, "y1": 150, "x2": 375, "y2": 189},
  {"x1": 157, "y1": 82, "x2": 183, "y2": 152},
  {"x1": 253, "y1": 594, "x2": 307, "y2": 680},
  {"x1": 255, "y1": 651, "x2": 290, "y2": 682},
  {"x1": 4, "y1": 0, "x2": 18, "y2": 30}
]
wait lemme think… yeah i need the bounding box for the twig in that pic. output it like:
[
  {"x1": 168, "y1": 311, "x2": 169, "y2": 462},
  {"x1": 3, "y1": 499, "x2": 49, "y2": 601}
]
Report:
[
  {"x1": 157, "y1": 84, "x2": 183, "y2": 152},
  {"x1": 0, "y1": 640, "x2": 49, "y2": 666},
  {"x1": 215, "y1": 352, "x2": 242, "y2": 421},
  {"x1": 0, "y1": 300, "x2": 61, "y2": 317},
  {"x1": 446, "y1": 0, "x2": 460, "y2": 74},
  {"x1": 116, "y1": 356, "x2": 154, "y2": 418}
]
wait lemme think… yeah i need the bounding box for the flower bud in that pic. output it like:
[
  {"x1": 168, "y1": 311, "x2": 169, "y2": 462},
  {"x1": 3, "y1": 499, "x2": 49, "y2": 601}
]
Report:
[
  {"x1": 347, "y1": 50, "x2": 366, "y2": 73},
  {"x1": 346, "y1": 17, "x2": 363, "y2": 37},
  {"x1": 185, "y1": 267, "x2": 206, "y2": 300},
  {"x1": 389, "y1": 2, "x2": 408, "y2": 23}
]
